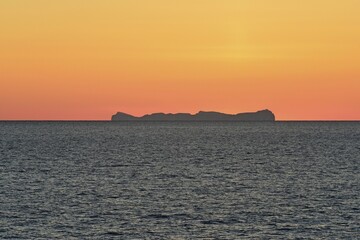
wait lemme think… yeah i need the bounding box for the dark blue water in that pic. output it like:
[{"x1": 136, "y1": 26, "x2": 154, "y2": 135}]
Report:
[{"x1": 1, "y1": 122, "x2": 359, "y2": 239}]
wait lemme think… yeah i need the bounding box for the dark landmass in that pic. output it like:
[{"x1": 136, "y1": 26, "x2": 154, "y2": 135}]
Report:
[{"x1": 112, "y1": 109, "x2": 275, "y2": 121}]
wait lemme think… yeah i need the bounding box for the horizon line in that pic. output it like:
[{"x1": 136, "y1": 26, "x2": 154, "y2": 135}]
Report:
[{"x1": 1, "y1": 120, "x2": 360, "y2": 122}]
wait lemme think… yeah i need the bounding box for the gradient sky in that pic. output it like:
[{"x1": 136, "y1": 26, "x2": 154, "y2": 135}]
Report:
[{"x1": 1, "y1": 0, "x2": 359, "y2": 120}]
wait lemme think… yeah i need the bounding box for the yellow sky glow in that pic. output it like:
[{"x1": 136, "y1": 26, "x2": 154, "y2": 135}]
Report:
[{"x1": 1, "y1": 0, "x2": 360, "y2": 120}]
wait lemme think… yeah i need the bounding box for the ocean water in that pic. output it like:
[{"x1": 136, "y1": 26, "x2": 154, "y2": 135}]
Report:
[{"x1": 0, "y1": 121, "x2": 359, "y2": 239}]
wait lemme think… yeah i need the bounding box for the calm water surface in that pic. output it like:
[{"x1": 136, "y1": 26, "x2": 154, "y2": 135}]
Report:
[{"x1": 0, "y1": 122, "x2": 359, "y2": 239}]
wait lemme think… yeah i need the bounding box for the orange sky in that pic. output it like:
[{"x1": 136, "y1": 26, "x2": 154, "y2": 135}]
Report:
[{"x1": 1, "y1": 0, "x2": 359, "y2": 120}]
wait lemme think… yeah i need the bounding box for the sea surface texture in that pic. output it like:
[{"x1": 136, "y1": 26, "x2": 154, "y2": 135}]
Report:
[{"x1": 0, "y1": 122, "x2": 359, "y2": 239}]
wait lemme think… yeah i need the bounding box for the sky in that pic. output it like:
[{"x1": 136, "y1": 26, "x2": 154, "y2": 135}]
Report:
[{"x1": 1, "y1": 0, "x2": 359, "y2": 120}]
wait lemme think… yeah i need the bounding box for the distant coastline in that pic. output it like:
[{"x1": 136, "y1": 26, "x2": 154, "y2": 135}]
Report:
[{"x1": 111, "y1": 109, "x2": 276, "y2": 122}]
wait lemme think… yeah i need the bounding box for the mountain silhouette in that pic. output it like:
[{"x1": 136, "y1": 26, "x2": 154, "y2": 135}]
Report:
[{"x1": 112, "y1": 109, "x2": 275, "y2": 121}]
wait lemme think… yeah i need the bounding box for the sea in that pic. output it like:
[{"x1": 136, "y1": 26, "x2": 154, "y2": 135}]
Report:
[{"x1": 0, "y1": 121, "x2": 359, "y2": 239}]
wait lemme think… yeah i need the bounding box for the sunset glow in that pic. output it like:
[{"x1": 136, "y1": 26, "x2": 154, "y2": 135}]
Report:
[{"x1": 1, "y1": 0, "x2": 359, "y2": 120}]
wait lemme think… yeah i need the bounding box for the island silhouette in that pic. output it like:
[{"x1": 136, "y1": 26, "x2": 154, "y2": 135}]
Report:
[{"x1": 112, "y1": 109, "x2": 275, "y2": 121}]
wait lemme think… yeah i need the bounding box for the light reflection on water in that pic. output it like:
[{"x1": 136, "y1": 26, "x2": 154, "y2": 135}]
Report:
[{"x1": 1, "y1": 122, "x2": 359, "y2": 239}]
